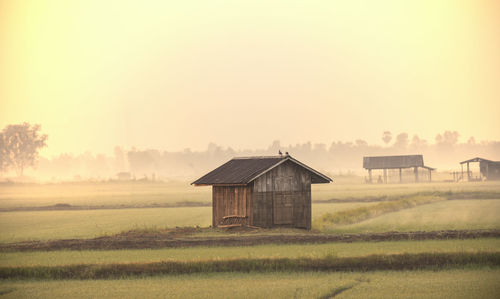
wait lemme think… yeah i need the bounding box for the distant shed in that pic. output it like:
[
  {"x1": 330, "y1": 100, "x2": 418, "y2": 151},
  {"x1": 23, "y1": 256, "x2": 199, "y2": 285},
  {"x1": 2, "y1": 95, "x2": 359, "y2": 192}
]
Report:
[
  {"x1": 460, "y1": 157, "x2": 500, "y2": 181},
  {"x1": 192, "y1": 155, "x2": 332, "y2": 229},
  {"x1": 363, "y1": 155, "x2": 435, "y2": 183}
]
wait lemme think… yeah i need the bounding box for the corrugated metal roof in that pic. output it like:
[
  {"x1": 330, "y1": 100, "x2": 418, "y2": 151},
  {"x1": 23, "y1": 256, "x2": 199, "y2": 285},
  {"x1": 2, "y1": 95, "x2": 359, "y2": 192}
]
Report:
[
  {"x1": 363, "y1": 155, "x2": 425, "y2": 169},
  {"x1": 460, "y1": 157, "x2": 499, "y2": 164},
  {"x1": 192, "y1": 156, "x2": 331, "y2": 185}
]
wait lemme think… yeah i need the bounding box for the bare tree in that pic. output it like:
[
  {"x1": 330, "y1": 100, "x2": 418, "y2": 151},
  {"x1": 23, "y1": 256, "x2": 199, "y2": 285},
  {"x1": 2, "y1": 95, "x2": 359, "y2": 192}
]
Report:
[
  {"x1": 382, "y1": 131, "x2": 392, "y2": 145},
  {"x1": 1, "y1": 123, "x2": 48, "y2": 176},
  {"x1": 0, "y1": 132, "x2": 7, "y2": 175},
  {"x1": 394, "y1": 133, "x2": 409, "y2": 149}
]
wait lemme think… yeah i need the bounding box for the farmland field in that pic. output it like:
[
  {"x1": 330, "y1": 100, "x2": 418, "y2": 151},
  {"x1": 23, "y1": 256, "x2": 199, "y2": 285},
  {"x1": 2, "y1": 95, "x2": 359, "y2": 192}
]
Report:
[
  {"x1": 0, "y1": 207, "x2": 211, "y2": 243},
  {"x1": 311, "y1": 180, "x2": 500, "y2": 201},
  {"x1": 1, "y1": 270, "x2": 499, "y2": 298},
  {"x1": 1, "y1": 238, "x2": 499, "y2": 267},
  {"x1": 0, "y1": 202, "x2": 382, "y2": 243},
  {"x1": 0, "y1": 181, "x2": 211, "y2": 208},
  {"x1": 320, "y1": 199, "x2": 500, "y2": 233},
  {"x1": 1, "y1": 180, "x2": 499, "y2": 208},
  {"x1": 1, "y1": 180, "x2": 499, "y2": 298},
  {"x1": 0, "y1": 199, "x2": 498, "y2": 243}
]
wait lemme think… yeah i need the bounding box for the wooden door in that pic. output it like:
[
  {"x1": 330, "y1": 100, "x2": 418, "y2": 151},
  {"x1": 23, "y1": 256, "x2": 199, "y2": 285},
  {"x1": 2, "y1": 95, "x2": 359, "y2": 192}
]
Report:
[{"x1": 273, "y1": 192, "x2": 293, "y2": 225}]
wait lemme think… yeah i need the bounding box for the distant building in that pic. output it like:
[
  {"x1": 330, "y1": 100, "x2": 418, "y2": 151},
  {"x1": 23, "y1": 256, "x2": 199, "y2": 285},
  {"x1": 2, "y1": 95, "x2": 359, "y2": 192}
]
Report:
[
  {"x1": 363, "y1": 155, "x2": 435, "y2": 183},
  {"x1": 459, "y1": 157, "x2": 500, "y2": 181},
  {"x1": 116, "y1": 172, "x2": 131, "y2": 181},
  {"x1": 192, "y1": 155, "x2": 332, "y2": 229}
]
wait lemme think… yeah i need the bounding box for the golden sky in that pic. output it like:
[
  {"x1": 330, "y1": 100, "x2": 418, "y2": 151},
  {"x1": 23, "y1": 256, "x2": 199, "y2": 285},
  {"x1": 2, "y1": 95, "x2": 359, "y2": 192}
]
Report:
[{"x1": 1, "y1": 0, "x2": 499, "y2": 156}]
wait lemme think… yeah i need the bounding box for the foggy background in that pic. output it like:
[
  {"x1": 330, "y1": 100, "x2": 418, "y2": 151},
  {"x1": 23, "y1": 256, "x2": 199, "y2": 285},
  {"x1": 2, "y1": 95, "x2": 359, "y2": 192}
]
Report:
[
  {"x1": 12, "y1": 131, "x2": 499, "y2": 182},
  {"x1": 1, "y1": 1, "x2": 499, "y2": 157},
  {"x1": 1, "y1": 1, "x2": 499, "y2": 183}
]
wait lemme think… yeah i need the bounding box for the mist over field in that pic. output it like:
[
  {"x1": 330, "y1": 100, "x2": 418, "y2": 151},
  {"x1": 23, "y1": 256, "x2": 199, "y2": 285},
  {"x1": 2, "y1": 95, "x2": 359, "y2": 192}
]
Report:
[
  {"x1": 1, "y1": 2, "x2": 500, "y2": 298},
  {"x1": 2, "y1": 2, "x2": 499, "y2": 183},
  {"x1": 9, "y1": 131, "x2": 498, "y2": 182}
]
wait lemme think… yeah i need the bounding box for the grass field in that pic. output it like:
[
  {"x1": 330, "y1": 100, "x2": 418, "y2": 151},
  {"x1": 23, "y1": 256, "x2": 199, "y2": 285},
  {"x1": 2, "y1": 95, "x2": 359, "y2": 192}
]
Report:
[
  {"x1": 1, "y1": 181, "x2": 500, "y2": 298},
  {"x1": 0, "y1": 202, "x2": 379, "y2": 243},
  {"x1": 0, "y1": 181, "x2": 498, "y2": 243},
  {"x1": 1, "y1": 239, "x2": 498, "y2": 267},
  {"x1": 1, "y1": 199, "x2": 498, "y2": 243},
  {"x1": 2, "y1": 252, "x2": 499, "y2": 279},
  {"x1": 1, "y1": 180, "x2": 499, "y2": 208},
  {"x1": 0, "y1": 207, "x2": 211, "y2": 243},
  {"x1": 0, "y1": 181, "x2": 210, "y2": 208},
  {"x1": 314, "y1": 195, "x2": 444, "y2": 230},
  {"x1": 1, "y1": 270, "x2": 499, "y2": 298},
  {"x1": 312, "y1": 180, "x2": 500, "y2": 201},
  {"x1": 323, "y1": 200, "x2": 500, "y2": 233}
]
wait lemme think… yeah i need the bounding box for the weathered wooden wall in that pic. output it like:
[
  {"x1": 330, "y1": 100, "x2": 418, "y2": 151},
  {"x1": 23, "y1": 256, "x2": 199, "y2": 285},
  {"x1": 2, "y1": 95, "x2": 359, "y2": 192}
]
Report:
[
  {"x1": 212, "y1": 185, "x2": 253, "y2": 227},
  {"x1": 480, "y1": 161, "x2": 500, "y2": 180},
  {"x1": 252, "y1": 160, "x2": 312, "y2": 229}
]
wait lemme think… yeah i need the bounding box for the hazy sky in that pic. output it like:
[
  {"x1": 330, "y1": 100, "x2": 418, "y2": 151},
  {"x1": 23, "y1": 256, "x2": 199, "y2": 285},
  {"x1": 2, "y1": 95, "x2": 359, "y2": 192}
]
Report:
[{"x1": 1, "y1": 0, "x2": 499, "y2": 156}]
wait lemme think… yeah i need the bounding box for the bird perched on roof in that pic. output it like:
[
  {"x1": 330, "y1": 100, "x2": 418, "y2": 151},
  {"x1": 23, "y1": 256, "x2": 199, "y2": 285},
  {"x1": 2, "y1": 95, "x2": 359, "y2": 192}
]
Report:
[
  {"x1": 285, "y1": 152, "x2": 289, "y2": 156},
  {"x1": 279, "y1": 150, "x2": 283, "y2": 156}
]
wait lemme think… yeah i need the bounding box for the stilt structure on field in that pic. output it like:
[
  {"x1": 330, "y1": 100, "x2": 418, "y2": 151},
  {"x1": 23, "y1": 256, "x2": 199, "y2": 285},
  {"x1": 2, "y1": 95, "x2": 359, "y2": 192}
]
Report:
[
  {"x1": 363, "y1": 155, "x2": 435, "y2": 183},
  {"x1": 459, "y1": 157, "x2": 500, "y2": 181}
]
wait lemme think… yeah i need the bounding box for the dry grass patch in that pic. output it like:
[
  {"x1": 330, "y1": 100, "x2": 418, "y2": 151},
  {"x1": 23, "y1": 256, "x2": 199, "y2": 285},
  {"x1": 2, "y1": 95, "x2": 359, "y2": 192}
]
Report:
[{"x1": 314, "y1": 195, "x2": 444, "y2": 229}]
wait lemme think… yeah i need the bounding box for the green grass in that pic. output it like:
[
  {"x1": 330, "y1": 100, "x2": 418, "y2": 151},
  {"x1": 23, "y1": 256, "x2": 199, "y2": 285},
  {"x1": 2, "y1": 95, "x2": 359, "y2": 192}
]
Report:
[
  {"x1": 0, "y1": 181, "x2": 211, "y2": 208},
  {"x1": 0, "y1": 207, "x2": 211, "y2": 243},
  {"x1": 343, "y1": 269, "x2": 500, "y2": 299},
  {"x1": 0, "y1": 202, "x2": 380, "y2": 243},
  {"x1": 0, "y1": 180, "x2": 498, "y2": 243},
  {"x1": 1, "y1": 239, "x2": 499, "y2": 267},
  {"x1": 0, "y1": 269, "x2": 499, "y2": 298},
  {"x1": 0, "y1": 272, "x2": 357, "y2": 299},
  {"x1": 314, "y1": 195, "x2": 444, "y2": 229},
  {"x1": 312, "y1": 180, "x2": 500, "y2": 202},
  {"x1": 1, "y1": 252, "x2": 499, "y2": 279},
  {"x1": 1, "y1": 181, "x2": 498, "y2": 297},
  {"x1": 312, "y1": 201, "x2": 379, "y2": 215},
  {"x1": 324, "y1": 200, "x2": 500, "y2": 233},
  {"x1": 1, "y1": 200, "x2": 499, "y2": 243},
  {"x1": 1, "y1": 181, "x2": 499, "y2": 208}
]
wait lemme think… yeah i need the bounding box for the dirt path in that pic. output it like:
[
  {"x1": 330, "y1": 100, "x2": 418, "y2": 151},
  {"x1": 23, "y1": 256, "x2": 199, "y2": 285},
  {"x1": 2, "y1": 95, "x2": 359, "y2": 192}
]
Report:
[
  {"x1": 1, "y1": 192, "x2": 498, "y2": 213},
  {"x1": 1, "y1": 229, "x2": 498, "y2": 252}
]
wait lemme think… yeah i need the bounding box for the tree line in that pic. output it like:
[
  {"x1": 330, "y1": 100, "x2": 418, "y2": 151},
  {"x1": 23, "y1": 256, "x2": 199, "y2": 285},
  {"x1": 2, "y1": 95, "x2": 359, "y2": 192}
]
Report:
[{"x1": 1, "y1": 123, "x2": 499, "y2": 181}]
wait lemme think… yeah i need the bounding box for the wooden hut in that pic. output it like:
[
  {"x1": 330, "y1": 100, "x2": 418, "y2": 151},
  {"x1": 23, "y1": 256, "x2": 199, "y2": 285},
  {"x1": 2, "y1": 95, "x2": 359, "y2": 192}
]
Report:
[
  {"x1": 363, "y1": 155, "x2": 435, "y2": 183},
  {"x1": 459, "y1": 157, "x2": 500, "y2": 181},
  {"x1": 192, "y1": 155, "x2": 332, "y2": 229}
]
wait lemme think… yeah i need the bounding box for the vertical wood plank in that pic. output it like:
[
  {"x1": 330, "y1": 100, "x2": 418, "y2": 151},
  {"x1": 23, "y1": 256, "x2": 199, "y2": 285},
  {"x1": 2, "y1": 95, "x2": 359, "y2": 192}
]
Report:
[{"x1": 212, "y1": 187, "x2": 216, "y2": 227}]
